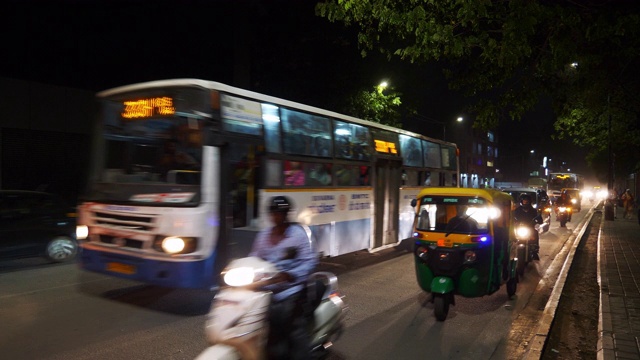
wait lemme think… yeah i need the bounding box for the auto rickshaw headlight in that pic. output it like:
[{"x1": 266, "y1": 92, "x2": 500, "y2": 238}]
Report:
[
  {"x1": 415, "y1": 245, "x2": 429, "y2": 260},
  {"x1": 464, "y1": 250, "x2": 477, "y2": 263},
  {"x1": 488, "y1": 207, "x2": 501, "y2": 219}
]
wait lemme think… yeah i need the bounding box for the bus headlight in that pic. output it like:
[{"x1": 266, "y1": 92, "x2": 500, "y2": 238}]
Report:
[
  {"x1": 154, "y1": 236, "x2": 197, "y2": 254},
  {"x1": 76, "y1": 225, "x2": 89, "y2": 240}
]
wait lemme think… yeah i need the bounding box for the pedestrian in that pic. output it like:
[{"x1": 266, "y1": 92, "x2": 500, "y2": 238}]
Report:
[{"x1": 621, "y1": 189, "x2": 635, "y2": 219}]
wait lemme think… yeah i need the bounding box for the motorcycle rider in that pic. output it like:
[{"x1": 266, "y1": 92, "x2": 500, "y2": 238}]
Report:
[
  {"x1": 555, "y1": 190, "x2": 573, "y2": 221},
  {"x1": 514, "y1": 194, "x2": 543, "y2": 260},
  {"x1": 249, "y1": 196, "x2": 318, "y2": 360}
]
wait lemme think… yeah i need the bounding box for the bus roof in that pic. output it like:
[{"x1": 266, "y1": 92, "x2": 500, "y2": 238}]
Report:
[
  {"x1": 97, "y1": 78, "x2": 457, "y2": 147},
  {"x1": 416, "y1": 187, "x2": 513, "y2": 203}
]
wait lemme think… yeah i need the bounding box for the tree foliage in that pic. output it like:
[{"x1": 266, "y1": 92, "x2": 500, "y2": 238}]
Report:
[
  {"x1": 341, "y1": 84, "x2": 404, "y2": 128},
  {"x1": 316, "y1": 0, "x2": 640, "y2": 175}
]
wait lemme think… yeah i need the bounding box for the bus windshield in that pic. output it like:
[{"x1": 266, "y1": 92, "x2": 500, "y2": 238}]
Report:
[{"x1": 86, "y1": 89, "x2": 207, "y2": 206}]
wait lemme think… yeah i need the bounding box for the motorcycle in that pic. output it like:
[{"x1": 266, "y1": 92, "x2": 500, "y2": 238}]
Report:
[
  {"x1": 514, "y1": 221, "x2": 541, "y2": 276},
  {"x1": 196, "y1": 256, "x2": 346, "y2": 360},
  {"x1": 555, "y1": 205, "x2": 572, "y2": 227}
]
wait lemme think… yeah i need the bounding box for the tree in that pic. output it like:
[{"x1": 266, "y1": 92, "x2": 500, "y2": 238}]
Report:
[
  {"x1": 340, "y1": 83, "x2": 405, "y2": 128},
  {"x1": 316, "y1": 0, "x2": 640, "y2": 175}
]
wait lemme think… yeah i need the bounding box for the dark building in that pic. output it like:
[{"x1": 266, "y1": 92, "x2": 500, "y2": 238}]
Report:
[{"x1": 0, "y1": 77, "x2": 96, "y2": 203}]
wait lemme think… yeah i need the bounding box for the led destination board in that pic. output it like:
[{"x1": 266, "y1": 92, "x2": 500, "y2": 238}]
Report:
[{"x1": 122, "y1": 97, "x2": 176, "y2": 119}]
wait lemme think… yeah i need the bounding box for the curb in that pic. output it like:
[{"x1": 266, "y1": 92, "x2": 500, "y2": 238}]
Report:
[{"x1": 523, "y1": 207, "x2": 596, "y2": 359}]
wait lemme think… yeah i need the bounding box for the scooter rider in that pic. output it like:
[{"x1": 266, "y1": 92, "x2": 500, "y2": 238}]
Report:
[
  {"x1": 249, "y1": 196, "x2": 318, "y2": 360},
  {"x1": 514, "y1": 194, "x2": 543, "y2": 260}
]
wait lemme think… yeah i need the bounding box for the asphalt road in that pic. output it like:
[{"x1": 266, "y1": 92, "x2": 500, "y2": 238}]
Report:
[{"x1": 0, "y1": 201, "x2": 591, "y2": 360}]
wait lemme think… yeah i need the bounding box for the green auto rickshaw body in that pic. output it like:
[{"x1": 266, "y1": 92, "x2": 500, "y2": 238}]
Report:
[{"x1": 412, "y1": 188, "x2": 517, "y2": 300}]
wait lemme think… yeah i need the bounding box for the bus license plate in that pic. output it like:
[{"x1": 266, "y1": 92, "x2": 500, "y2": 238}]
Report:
[
  {"x1": 106, "y1": 262, "x2": 136, "y2": 275},
  {"x1": 437, "y1": 238, "x2": 453, "y2": 247}
]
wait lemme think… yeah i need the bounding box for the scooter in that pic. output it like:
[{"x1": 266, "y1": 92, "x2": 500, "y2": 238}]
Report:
[
  {"x1": 514, "y1": 221, "x2": 541, "y2": 276},
  {"x1": 196, "y1": 256, "x2": 346, "y2": 360}
]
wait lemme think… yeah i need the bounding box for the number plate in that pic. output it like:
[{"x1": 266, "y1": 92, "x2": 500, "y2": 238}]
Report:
[
  {"x1": 106, "y1": 262, "x2": 136, "y2": 275},
  {"x1": 437, "y1": 238, "x2": 453, "y2": 247}
]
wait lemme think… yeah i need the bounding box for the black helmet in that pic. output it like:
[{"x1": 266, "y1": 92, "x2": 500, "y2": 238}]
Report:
[
  {"x1": 519, "y1": 194, "x2": 532, "y2": 206},
  {"x1": 269, "y1": 196, "x2": 292, "y2": 213}
]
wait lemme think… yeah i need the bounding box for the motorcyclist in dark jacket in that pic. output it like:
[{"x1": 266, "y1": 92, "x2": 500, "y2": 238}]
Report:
[
  {"x1": 514, "y1": 194, "x2": 543, "y2": 260},
  {"x1": 554, "y1": 191, "x2": 573, "y2": 221}
]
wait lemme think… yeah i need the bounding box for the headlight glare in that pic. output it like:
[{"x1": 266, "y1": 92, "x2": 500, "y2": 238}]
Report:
[
  {"x1": 162, "y1": 236, "x2": 186, "y2": 254},
  {"x1": 76, "y1": 225, "x2": 89, "y2": 240},
  {"x1": 224, "y1": 267, "x2": 256, "y2": 287}
]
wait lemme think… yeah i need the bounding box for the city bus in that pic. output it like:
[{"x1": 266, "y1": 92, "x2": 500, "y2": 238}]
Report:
[
  {"x1": 547, "y1": 172, "x2": 585, "y2": 198},
  {"x1": 76, "y1": 79, "x2": 459, "y2": 289}
]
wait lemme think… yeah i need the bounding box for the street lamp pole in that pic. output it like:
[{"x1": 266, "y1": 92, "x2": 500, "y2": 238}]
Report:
[{"x1": 412, "y1": 114, "x2": 463, "y2": 142}]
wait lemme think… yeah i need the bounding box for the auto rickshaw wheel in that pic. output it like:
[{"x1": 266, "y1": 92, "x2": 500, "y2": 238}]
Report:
[
  {"x1": 434, "y1": 294, "x2": 450, "y2": 321},
  {"x1": 507, "y1": 274, "x2": 518, "y2": 298},
  {"x1": 516, "y1": 247, "x2": 526, "y2": 276}
]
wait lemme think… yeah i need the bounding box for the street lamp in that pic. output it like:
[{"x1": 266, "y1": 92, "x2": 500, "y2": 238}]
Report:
[{"x1": 377, "y1": 81, "x2": 388, "y2": 93}]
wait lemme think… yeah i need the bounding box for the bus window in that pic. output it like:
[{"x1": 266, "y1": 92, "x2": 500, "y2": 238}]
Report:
[
  {"x1": 264, "y1": 159, "x2": 282, "y2": 187},
  {"x1": 281, "y1": 109, "x2": 331, "y2": 156},
  {"x1": 422, "y1": 140, "x2": 441, "y2": 168},
  {"x1": 308, "y1": 163, "x2": 332, "y2": 186},
  {"x1": 284, "y1": 160, "x2": 306, "y2": 186},
  {"x1": 262, "y1": 103, "x2": 281, "y2": 153},
  {"x1": 399, "y1": 135, "x2": 423, "y2": 167},
  {"x1": 334, "y1": 164, "x2": 360, "y2": 186},
  {"x1": 334, "y1": 120, "x2": 372, "y2": 160},
  {"x1": 403, "y1": 169, "x2": 419, "y2": 186}
]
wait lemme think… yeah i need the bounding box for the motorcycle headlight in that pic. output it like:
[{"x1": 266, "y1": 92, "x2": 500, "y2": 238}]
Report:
[
  {"x1": 571, "y1": 199, "x2": 577, "y2": 204},
  {"x1": 558, "y1": 207, "x2": 567, "y2": 212},
  {"x1": 224, "y1": 267, "x2": 258, "y2": 287},
  {"x1": 516, "y1": 227, "x2": 531, "y2": 238}
]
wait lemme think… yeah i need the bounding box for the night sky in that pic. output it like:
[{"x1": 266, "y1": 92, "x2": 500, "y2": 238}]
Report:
[{"x1": 2, "y1": 0, "x2": 588, "y2": 178}]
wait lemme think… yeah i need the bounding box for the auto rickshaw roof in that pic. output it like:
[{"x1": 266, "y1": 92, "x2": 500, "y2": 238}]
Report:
[{"x1": 416, "y1": 187, "x2": 513, "y2": 204}]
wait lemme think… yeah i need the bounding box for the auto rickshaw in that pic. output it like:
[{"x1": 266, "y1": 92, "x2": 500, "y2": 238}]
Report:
[{"x1": 411, "y1": 187, "x2": 518, "y2": 321}]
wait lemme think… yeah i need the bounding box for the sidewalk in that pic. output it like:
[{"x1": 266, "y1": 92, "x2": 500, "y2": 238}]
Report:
[{"x1": 598, "y1": 207, "x2": 640, "y2": 360}]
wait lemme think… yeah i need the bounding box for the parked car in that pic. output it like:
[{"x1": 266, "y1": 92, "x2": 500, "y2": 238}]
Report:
[{"x1": 0, "y1": 191, "x2": 78, "y2": 262}]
